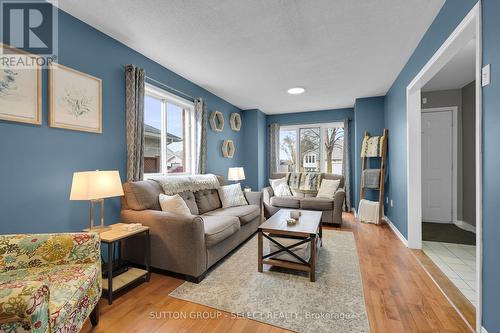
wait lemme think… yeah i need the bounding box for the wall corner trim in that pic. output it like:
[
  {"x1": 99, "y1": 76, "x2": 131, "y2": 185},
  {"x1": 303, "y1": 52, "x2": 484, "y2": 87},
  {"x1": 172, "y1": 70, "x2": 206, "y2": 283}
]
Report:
[{"x1": 383, "y1": 216, "x2": 408, "y2": 247}]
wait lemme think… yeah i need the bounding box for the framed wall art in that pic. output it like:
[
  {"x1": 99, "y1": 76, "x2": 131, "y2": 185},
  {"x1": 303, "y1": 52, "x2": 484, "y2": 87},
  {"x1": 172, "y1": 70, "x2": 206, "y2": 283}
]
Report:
[
  {"x1": 0, "y1": 44, "x2": 42, "y2": 125},
  {"x1": 49, "y1": 63, "x2": 102, "y2": 133}
]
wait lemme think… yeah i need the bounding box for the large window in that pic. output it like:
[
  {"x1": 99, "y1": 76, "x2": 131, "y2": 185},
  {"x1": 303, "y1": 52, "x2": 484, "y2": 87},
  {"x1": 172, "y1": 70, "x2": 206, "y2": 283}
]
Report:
[
  {"x1": 279, "y1": 123, "x2": 344, "y2": 174},
  {"x1": 144, "y1": 84, "x2": 194, "y2": 176}
]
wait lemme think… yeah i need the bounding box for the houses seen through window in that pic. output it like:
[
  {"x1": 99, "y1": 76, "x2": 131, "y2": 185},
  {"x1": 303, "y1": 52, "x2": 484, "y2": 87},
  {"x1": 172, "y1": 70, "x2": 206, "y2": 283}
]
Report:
[
  {"x1": 166, "y1": 103, "x2": 185, "y2": 173},
  {"x1": 300, "y1": 127, "x2": 320, "y2": 172},
  {"x1": 279, "y1": 123, "x2": 344, "y2": 174},
  {"x1": 143, "y1": 84, "x2": 193, "y2": 176},
  {"x1": 144, "y1": 96, "x2": 162, "y2": 173}
]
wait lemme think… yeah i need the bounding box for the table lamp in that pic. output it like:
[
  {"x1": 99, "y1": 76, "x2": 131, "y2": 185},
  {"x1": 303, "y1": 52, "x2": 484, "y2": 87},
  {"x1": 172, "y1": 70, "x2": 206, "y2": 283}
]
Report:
[
  {"x1": 70, "y1": 170, "x2": 124, "y2": 232},
  {"x1": 228, "y1": 167, "x2": 245, "y2": 183}
]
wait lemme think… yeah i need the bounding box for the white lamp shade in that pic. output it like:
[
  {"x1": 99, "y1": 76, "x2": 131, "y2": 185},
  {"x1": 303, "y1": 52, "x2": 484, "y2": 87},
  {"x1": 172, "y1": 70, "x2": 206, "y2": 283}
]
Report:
[
  {"x1": 70, "y1": 170, "x2": 124, "y2": 201},
  {"x1": 228, "y1": 167, "x2": 245, "y2": 181}
]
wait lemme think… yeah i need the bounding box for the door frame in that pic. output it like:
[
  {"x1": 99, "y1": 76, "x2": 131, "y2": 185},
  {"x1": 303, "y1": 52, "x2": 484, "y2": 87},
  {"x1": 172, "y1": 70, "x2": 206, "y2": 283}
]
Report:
[
  {"x1": 421, "y1": 107, "x2": 458, "y2": 224},
  {"x1": 406, "y1": 2, "x2": 482, "y2": 331}
]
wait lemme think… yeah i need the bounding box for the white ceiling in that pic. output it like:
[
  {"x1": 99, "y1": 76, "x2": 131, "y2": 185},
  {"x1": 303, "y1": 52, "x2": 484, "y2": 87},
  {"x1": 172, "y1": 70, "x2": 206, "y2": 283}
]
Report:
[
  {"x1": 56, "y1": 0, "x2": 445, "y2": 114},
  {"x1": 423, "y1": 39, "x2": 476, "y2": 92}
]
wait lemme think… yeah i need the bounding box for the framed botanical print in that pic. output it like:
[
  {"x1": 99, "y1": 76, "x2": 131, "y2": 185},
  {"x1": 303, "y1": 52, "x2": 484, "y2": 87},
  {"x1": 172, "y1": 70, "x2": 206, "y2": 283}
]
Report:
[
  {"x1": 0, "y1": 43, "x2": 42, "y2": 125},
  {"x1": 49, "y1": 63, "x2": 102, "y2": 133}
]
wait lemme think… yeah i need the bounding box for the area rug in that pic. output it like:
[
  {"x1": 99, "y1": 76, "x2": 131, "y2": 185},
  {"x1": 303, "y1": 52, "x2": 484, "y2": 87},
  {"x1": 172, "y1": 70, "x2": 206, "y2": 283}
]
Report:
[{"x1": 169, "y1": 230, "x2": 370, "y2": 333}]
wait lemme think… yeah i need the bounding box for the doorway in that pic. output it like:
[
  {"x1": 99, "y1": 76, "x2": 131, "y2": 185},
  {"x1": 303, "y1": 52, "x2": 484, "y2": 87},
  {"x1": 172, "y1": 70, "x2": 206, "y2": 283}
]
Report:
[
  {"x1": 406, "y1": 2, "x2": 482, "y2": 331},
  {"x1": 421, "y1": 108, "x2": 456, "y2": 223}
]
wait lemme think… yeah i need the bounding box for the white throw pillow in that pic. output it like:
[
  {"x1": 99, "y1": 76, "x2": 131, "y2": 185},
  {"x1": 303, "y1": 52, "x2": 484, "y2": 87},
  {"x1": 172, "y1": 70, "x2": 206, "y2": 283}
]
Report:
[
  {"x1": 159, "y1": 193, "x2": 192, "y2": 215},
  {"x1": 218, "y1": 183, "x2": 248, "y2": 208},
  {"x1": 316, "y1": 179, "x2": 341, "y2": 199},
  {"x1": 269, "y1": 178, "x2": 292, "y2": 197}
]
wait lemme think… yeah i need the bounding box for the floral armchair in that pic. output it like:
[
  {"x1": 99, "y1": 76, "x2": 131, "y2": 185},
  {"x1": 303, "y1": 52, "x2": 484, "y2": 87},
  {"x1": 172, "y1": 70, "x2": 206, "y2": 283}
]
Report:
[{"x1": 0, "y1": 233, "x2": 101, "y2": 333}]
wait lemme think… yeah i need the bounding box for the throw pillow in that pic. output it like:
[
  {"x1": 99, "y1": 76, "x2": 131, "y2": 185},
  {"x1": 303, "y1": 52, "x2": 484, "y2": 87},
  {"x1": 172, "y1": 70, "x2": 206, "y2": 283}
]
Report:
[
  {"x1": 159, "y1": 193, "x2": 192, "y2": 215},
  {"x1": 218, "y1": 183, "x2": 248, "y2": 208},
  {"x1": 316, "y1": 179, "x2": 341, "y2": 199},
  {"x1": 269, "y1": 178, "x2": 292, "y2": 197}
]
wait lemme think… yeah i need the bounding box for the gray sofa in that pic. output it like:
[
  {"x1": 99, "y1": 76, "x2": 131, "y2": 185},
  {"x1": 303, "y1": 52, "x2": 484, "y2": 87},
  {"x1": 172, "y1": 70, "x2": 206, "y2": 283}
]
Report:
[
  {"x1": 120, "y1": 176, "x2": 262, "y2": 282},
  {"x1": 263, "y1": 173, "x2": 345, "y2": 226}
]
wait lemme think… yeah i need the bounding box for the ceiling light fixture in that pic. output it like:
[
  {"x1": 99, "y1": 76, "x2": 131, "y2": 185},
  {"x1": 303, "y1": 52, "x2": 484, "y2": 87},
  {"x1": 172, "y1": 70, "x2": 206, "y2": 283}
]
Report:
[{"x1": 287, "y1": 87, "x2": 305, "y2": 95}]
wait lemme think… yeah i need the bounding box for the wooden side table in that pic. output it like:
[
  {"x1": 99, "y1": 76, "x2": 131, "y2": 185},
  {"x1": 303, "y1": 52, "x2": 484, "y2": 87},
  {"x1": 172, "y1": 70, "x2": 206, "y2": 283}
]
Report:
[{"x1": 98, "y1": 223, "x2": 150, "y2": 304}]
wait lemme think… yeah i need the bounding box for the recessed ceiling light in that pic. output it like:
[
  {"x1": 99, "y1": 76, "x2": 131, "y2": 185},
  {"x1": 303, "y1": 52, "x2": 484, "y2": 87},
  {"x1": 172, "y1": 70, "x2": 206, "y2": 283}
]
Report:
[{"x1": 287, "y1": 87, "x2": 305, "y2": 95}]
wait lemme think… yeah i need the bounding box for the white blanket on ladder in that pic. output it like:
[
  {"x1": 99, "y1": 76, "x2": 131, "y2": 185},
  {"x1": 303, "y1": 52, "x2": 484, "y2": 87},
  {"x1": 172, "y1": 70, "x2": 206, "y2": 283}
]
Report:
[{"x1": 357, "y1": 199, "x2": 382, "y2": 224}]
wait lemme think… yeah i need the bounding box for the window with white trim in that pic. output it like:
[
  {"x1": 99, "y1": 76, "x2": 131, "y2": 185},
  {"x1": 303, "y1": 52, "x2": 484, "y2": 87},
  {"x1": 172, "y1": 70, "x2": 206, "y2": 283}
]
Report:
[
  {"x1": 143, "y1": 84, "x2": 195, "y2": 176},
  {"x1": 278, "y1": 122, "x2": 344, "y2": 174}
]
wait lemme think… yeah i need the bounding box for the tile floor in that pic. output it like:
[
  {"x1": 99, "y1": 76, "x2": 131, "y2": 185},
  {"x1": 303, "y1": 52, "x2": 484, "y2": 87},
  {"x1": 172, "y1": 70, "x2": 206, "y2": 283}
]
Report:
[{"x1": 422, "y1": 241, "x2": 477, "y2": 307}]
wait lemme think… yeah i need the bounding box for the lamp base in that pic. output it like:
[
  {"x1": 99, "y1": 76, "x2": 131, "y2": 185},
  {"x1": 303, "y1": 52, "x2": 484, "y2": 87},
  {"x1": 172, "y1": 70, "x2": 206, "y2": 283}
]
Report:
[{"x1": 86, "y1": 199, "x2": 112, "y2": 233}]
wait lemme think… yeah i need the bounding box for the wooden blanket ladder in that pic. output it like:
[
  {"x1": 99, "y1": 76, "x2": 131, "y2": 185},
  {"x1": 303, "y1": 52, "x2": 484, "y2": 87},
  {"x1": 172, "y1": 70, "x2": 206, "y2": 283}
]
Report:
[{"x1": 360, "y1": 128, "x2": 388, "y2": 224}]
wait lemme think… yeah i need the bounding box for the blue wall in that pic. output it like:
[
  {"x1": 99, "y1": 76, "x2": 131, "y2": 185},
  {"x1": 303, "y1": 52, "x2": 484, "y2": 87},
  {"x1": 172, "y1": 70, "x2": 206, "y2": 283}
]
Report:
[
  {"x1": 384, "y1": 0, "x2": 500, "y2": 330},
  {"x1": 4, "y1": 2, "x2": 500, "y2": 330},
  {"x1": 0, "y1": 6, "x2": 244, "y2": 234},
  {"x1": 266, "y1": 108, "x2": 354, "y2": 200},
  {"x1": 480, "y1": 0, "x2": 500, "y2": 331},
  {"x1": 241, "y1": 109, "x2": 267, "y2": 190},
  {"x1": 383, "y1": 0, "x2": 477, "y2": 238},
  {"x1": 353, "y1": 97, "x2": 385, "y2": 207}
]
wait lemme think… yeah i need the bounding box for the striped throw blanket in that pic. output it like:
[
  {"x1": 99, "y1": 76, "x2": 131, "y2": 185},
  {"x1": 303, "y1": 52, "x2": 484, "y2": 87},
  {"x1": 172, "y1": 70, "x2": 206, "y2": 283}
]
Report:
[
  {"x1": 286, "y1": 172, "x2": 322, "y2": 195},
  {"x1": 299, "y1": 173, "x2": 322, "y2": 194}
]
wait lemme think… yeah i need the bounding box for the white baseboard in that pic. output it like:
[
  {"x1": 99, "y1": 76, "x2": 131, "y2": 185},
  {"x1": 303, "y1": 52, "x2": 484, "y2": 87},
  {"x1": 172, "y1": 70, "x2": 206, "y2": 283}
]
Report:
[
  {"x1": 454, "y1": 220, "x2": 476, "y2": 234},
  {"x1": 382, "y1": 216, "x2": 408, "y2": 247},
  {"x1": 482, "y1": 326, "x2": 488, "y2": 333}
]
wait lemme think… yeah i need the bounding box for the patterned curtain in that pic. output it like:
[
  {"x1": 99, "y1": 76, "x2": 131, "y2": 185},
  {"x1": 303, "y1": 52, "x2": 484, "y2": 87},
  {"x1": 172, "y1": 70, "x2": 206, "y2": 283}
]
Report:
[
  {"x1": 342, "y1": 118, "x2": 352, "y2": 211},
  {"x1": 194, "y1": 98, "x2": 207, "y2": 174},
  {"x1": 269, "y1": 123, "x2": 280, "y2": 176},
  {"x1": 125, "y1": 65, "x2": 145, "y2": 182}
]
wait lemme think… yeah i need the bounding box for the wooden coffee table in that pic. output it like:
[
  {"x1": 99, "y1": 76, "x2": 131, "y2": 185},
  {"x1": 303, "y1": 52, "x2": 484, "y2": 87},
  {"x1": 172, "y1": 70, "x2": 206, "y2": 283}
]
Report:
[{"x1": 258, "y1": 209, "x2": 322, "y2": 282}]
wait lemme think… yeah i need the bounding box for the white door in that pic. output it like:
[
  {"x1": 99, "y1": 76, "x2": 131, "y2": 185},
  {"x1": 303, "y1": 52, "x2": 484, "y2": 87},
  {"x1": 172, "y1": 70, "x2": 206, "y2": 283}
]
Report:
[{"x1": 421, "y1": 110, "x2": 453, "y2": 223}]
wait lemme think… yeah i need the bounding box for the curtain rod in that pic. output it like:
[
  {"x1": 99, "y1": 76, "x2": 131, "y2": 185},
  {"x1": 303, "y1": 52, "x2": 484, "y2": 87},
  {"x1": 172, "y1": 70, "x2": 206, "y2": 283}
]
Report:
[
  {"x1": 267, "y1": 118, "x2": 351, "y2": 126},
  {"x1": 123, "y1": 65, "x2": 195, "y2": 102}
]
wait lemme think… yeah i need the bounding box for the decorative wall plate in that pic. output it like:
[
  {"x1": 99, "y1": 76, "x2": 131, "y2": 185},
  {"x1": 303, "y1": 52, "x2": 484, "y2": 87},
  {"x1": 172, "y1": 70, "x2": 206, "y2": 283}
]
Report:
[
  {"x1": 230, "y1": 112, "x2": 241, "y2": 131},
  {"x1": 210, "y1": 110, "x2": 224, "y2": 132},
  {"x1": 222, "y1": 140, "x2": 235, "y2": 158}
]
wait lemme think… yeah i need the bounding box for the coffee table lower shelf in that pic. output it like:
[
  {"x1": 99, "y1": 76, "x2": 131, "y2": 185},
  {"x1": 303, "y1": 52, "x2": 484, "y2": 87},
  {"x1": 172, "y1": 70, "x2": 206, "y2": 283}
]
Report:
[
  {"x1": 261, "y1": 236, "x2": 321, "y2": 273},
  {"x1": 258, "y1": 231, "x2": 322, "y2": 282}
]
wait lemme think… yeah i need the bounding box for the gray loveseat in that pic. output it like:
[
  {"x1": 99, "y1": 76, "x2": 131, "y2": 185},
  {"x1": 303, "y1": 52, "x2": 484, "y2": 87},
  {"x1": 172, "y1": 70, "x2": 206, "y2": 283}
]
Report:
[
  {"x1": 263, "y1": 173, "x2": 345, "y2": 226},
  {"x1": 120, "y1": 175, "x2": 262, "y2": 282}
]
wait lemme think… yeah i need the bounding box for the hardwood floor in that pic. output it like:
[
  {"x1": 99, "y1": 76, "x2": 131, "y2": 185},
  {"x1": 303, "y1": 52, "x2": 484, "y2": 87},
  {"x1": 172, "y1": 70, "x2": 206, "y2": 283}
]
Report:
[
  {"x1": 412, "y1": 249, "x2": 475, "y2": 330},
  {"x1": 81, "y1": 213, "x2": 472, "y2": 333}
]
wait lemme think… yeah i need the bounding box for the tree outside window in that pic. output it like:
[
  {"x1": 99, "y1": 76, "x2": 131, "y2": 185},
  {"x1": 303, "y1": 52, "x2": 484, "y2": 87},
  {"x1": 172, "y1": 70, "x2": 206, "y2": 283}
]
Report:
[{"x1": 324, "y1": 127, "x2": 344, "y2": 174}]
